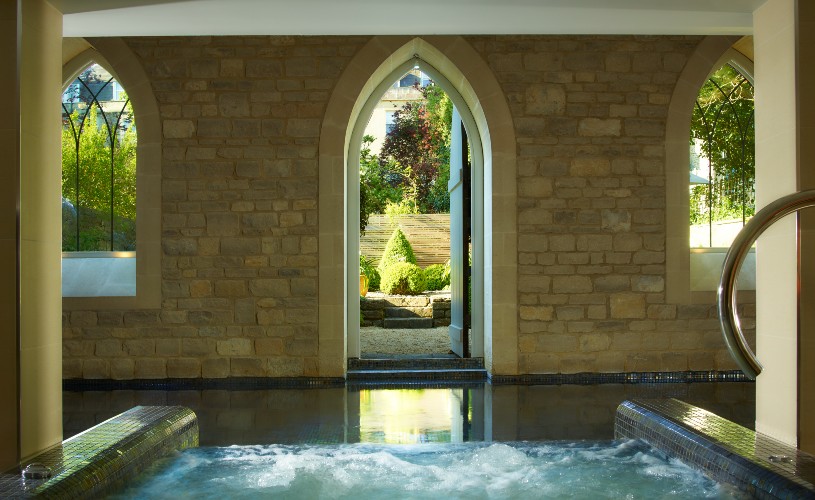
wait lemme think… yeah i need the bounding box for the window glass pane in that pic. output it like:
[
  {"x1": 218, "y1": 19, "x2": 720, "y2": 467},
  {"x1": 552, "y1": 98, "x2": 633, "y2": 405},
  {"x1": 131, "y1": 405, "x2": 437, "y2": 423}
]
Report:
[
  {"x1": 62, "y1": 63, "x2": 137, "y2": 252},
  {"x1": 689, "y1": 63, "x2": 755, "y2": 248}
]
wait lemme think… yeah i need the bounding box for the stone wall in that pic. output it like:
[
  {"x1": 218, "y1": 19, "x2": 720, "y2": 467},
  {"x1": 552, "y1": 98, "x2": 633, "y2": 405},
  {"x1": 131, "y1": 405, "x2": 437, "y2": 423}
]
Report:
[
  {"x1": 465, "y1": 35, "x2": 753, "y2": 374},
  {"x1": 62, "y1": 35, "x2": 754, "y2": 379},
  {"x1": 63, "y1": 36, "x2": 369, "y2": 379}
]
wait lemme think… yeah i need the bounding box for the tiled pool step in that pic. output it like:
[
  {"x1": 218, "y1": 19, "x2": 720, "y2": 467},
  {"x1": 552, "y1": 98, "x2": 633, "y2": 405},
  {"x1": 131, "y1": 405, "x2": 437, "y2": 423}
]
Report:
[
  {"x1": 0, "y1": 406, "x2": 197, "y2": 499},
  {"x1": 616, "y1": 398, "x2": 815, "y2": 499},
  {"x1": 347, "y1": 357, "x2": 487, "y2": 381},
  {"x1": 349, "y1": 357, "x2": 484, "y2": 370}
]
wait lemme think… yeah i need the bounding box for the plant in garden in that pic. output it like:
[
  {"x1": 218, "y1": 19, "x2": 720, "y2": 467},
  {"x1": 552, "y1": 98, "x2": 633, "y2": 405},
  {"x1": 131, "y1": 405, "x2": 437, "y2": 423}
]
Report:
[
  {"x1": 380, "y1": 262, "x2": 426, "y2": 295},
  {"x1": 360, "y1": 135, "x2": 403, "y2": 234},
  {"x1": 423, "y1": 263, "x2": 450, "y2": 291},
  {"x1": 359, "y1": 254, "x2": 380, "y2": 291},
  {"x1": 379, "y1": 84, "x2": 452, "y2": 214},
  {"x1": 377, "y1": 228, "x2": 417, "y2": 275},
  {"x1": 690, "y1": 64, "x2": 755, "y2": 229},
  {"x1": 62, "y1": 101, "x2": 137, "y2": 251}
]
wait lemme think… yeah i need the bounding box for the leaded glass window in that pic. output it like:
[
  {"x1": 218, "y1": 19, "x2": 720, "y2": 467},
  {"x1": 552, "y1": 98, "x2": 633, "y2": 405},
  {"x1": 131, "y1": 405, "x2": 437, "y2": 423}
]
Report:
[
  {"x1": 62, "y1": 63, "x2": 137, "y2": 252},
  {"x1": 689, "y1": 63, "x2": 755, "y2": 248}
]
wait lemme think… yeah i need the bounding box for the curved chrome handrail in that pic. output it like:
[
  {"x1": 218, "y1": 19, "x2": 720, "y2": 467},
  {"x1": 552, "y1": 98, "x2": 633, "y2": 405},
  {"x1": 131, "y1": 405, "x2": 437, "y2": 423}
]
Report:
[{"x1": 718, "y1": 189, "x2": 815, "y2": 380}]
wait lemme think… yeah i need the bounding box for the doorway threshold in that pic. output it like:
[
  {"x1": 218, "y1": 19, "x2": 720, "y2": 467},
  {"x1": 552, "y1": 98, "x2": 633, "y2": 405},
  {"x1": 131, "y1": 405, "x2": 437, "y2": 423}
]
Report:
[{"x1": 347, "y1": 356, "x2": 486, "y2": 382}]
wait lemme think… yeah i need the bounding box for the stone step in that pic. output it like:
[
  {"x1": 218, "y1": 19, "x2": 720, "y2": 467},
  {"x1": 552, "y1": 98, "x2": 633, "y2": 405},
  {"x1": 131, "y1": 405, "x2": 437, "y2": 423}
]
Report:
[
  {"x1": 384, "y1": 306, "x2": 433, "y2": 319},
  {"x1": 349, "y1": 357, "x2": 485, "y2": 371},
  {"x1": 346, "y1": 368, "x2": 488, "y2": 381},
  {"x1": 382, "y1": 317, "x2": 434, "y2": 328}
]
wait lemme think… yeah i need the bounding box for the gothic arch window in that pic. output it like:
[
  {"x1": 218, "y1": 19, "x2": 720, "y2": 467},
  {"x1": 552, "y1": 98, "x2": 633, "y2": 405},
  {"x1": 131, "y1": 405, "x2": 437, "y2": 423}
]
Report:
[
  {"x1": 61, "y1": 40, "x2": 161, "y2": 307},
  {"x1": 62, "y1": 62, "x2": 137, "y2": 252},
  {"x1": 689, "y1": 62, "x2": 755, "y2": 249}
]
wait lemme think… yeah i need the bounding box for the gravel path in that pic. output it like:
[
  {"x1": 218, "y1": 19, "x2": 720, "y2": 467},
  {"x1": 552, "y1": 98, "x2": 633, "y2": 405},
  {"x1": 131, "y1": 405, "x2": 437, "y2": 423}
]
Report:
[{"x1": 360, "y1": 326, "x2": 451, "y2": 355}]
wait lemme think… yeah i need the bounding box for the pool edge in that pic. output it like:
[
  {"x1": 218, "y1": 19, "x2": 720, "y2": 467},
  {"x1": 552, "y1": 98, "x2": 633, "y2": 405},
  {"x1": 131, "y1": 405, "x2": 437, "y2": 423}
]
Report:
[
  {"x1": 0, "y1": 405, "x2": 198, "y2": 499},
  {"x1": 615, "y1": 398, "x2": 815, "y2": 499}
]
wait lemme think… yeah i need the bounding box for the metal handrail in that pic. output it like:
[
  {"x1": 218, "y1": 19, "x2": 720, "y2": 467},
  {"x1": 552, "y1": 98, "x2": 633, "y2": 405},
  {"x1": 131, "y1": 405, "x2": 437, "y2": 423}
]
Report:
[{"x1": 718, "y1": 189, "x2": 815, "y2": 380}]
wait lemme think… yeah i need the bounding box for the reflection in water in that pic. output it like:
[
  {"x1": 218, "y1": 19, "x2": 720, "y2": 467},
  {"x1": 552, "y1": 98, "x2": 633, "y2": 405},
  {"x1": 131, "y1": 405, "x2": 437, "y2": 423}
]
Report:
[
  {"x1": 358, "y1": 389, "x2": 474, "y2": 443},
  {"x1": 63, "y1": 382, "x2": 753, "y2": 446}
]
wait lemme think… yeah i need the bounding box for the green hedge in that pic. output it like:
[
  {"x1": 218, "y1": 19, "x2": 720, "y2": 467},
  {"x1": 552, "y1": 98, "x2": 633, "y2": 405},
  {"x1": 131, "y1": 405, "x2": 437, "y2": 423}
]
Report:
[
  {"x1": 377, "y1": 228, "x2": 417, "y2": 274},
  {"x1": 423, "y1": 263, "x2": 450, "y2": 291},
  {"x1": 380, "y1": 262, "x2": 426, "y2": 295}
]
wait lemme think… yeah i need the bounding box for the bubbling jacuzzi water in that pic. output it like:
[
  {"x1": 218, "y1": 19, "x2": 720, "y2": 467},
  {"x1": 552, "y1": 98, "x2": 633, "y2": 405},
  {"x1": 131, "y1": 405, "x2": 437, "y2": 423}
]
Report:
[{"x1": 109, "y1": 439, "x2": 743, "y2": 499}]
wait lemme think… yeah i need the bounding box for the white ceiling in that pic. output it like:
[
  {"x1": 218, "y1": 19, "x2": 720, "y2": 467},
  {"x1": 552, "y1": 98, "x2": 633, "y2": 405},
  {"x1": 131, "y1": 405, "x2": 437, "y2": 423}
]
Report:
[{"x1": 57, "y1": 0, "x2": 767, "y2": 37}]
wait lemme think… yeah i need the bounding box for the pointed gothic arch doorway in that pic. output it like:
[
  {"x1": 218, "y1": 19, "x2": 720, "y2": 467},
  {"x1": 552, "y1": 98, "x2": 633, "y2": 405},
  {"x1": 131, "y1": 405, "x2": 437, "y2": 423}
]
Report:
[{"x1": 346, "y1": 57, "x2": 485, "y2": 361}]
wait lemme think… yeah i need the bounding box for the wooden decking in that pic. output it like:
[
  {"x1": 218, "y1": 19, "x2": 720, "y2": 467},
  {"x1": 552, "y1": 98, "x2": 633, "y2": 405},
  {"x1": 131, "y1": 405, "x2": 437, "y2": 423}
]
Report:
[{"x1": 360, "y1": 214, "x2": 450, "y2": 268}]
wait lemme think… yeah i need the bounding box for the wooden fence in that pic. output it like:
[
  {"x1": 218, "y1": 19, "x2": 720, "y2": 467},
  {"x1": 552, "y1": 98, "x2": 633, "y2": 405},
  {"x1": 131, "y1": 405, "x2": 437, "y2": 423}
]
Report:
[{"x1": 360, "y1": 214, "x2": 450, "y2": 268}]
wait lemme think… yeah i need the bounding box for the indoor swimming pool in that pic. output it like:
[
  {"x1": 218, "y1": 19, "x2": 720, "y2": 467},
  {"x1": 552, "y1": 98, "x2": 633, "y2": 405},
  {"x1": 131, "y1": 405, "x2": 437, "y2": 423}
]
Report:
[
  {"x1": 107, "y1": 440, "x2": 744, "y2": 499},
  {"x1": 56, "y1": 381, "x2": 758, "y2": 498}
]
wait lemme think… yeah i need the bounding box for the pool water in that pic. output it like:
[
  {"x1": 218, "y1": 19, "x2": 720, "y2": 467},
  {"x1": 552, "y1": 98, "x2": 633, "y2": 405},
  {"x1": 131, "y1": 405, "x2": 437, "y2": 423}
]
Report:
[{"x1": 109, "y1": 440, "x2": 743, "y2": 499}]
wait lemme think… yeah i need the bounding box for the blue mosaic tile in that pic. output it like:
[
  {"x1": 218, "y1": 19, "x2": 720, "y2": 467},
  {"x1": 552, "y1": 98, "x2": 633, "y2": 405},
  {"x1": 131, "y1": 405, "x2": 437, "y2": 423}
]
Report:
[
  {"x1": 0, "y1": 406, "x2": 198, "y2": 499},
  {"x1": 616, "y1": 399, "x2": 815, "y2": 499},
  {"x1": 490, "y1": 370, "x2": 749, "y2": 385}
]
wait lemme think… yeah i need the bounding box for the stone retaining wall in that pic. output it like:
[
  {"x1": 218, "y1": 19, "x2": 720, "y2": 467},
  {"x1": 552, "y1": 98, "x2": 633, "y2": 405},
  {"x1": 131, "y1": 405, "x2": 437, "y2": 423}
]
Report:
[{"x1": 360, "y1": 293, "x2": 451, "y2": 328}]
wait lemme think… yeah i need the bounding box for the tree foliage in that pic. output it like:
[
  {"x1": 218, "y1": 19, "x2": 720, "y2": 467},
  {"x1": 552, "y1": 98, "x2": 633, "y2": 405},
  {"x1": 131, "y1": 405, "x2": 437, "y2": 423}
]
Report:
[
  {"x1": 360, "y1": 81, "x2": 453, "y2": 231},
  {"x1": 380, "y1": 261, "x2": 426, "y2": 295},
  {"x1": 377, "y1": 228, "x2": 417, "y2": 274},
  {"x1": 62, "y1": 103, "x2": 137, "y2": 251},
  {"x1": 380, "y1": 83, "x2": 452, "y2": 214},
  {"x1": 689, "y1": 64, "x2": 755, "y2": 228}
]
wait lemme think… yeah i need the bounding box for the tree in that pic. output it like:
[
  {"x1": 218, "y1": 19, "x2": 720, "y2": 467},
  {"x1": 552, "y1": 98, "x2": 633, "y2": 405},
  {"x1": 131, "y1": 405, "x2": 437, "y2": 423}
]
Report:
[
  {"x1": 379, "y1": 83, "x2": 452, "y2": 214},
  {"x1": 62, "y1": 103, "x2": 137, "y2": 251},
  {"x1": 689, "y1": 64, "x2": 755, "y2": 228},
  {"x1": 359, "y1": 135, "x2": 403, "y2": 234}
]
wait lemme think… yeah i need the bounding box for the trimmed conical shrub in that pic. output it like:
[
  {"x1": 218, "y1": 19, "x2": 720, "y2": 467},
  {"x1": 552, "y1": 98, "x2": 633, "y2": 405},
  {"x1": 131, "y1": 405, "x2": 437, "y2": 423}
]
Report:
[
  {"x1": 377, "y1": 228, "x2": 417, "y2": 273},
  {"x1": 380, "y1": 262, "x2": 426, "y2": 295}
]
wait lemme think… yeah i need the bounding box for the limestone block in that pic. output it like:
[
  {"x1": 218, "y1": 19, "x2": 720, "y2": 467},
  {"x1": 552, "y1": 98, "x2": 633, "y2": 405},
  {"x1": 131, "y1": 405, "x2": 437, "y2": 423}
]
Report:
[
  {"x1": 83, "y1": 359, "x2": 109, "y2": 379},
  {"x1": 578, "y1": 118, "x2": 621, "y2": 137},
  {"x1": 624, "y1": 118, "x2": 663, "y2": 137},
  {"x1": 556, "y1": 306, "x2": 584, "y2": 321},
  {"x1": 230, "y1": 357, "x2": 265, "y2": 377},
  {"x1": 167, "y1": 358, "x2": 201, "y2": 378},
  {"x1": 163, "y1": 119, "x2": 195, "y2": 138},
  {"x1": 110, "y1": 359, "x2": 135, "y2": 380},
  {"x1": 560, "y1": 354, "x2": 596, "y2": 373},
  {"x1": 538, "y1": 333, "x2": 578, "y2": 353},
  {"x1": 217, "y1": 338, "x2": 253, "y2": 356},
  {"x1": 63, "y1": 359, "x2": 83, "y2": 379},
  {"x1": 610, "y1": 293, "x2": 646, "y2": 319},
  {"x1": 605, "y1": 53, "x2": 631, "y2": 72},
  {"x1": 255, "y1": 338, "x2": 284, "y2": 356},
  {"x1": 593, "y1": 275, "x2": 629, "y2": 292},
  {"x1": 156, "y1": 339, "x2": 181, "y2": 356},
  {"x1": 124, "y1": 339, "x2": 155, "y2": 357},
  {"x1": 266, "y1": 357, "x2": 304, "y2": 377},
  {"x1": 569, "y1": 158, "x2": 611, "y2": 177},
  {"x1": 525, "y1": 84, "x2": 566, "y2": 115},
  {"x1": 552, "y1": 275, "x2": 592, "y2": 294},
  {"x1": 595, "y1": 351, "x2": 626, "y2": 372},
  {"x1": 519, "y1": 305, "x2": 554, "y2": 321},
  {"x1": 285, "y1": 338, "x2": 317, "y2": 357},
  {"x1": 518, "y1": 276, "x2": 552, "y2": 294},
  {"x1": 202, "y1": 358, "x2": 230, "y2": 378},
  {"x1": 286, "y1": 118, "x2": 320, "y2": 137},
  {"x1": 135, "y1": 359, "x2": 166, "y2": 379},
  {"x1": 632, "y1": 275, "x2": 664, "y2": 292},
  {"x1": 611, "y1": 331, "x2": 642, "y2": 350},
  {"x1": 625, "y1": 353, "x2": 660, "y2": 371},
  {"x1": 250, "y1": 279, "x2": 290, "y2": 297},
  {"x1": 198, "y1": 118, "x2": 232, "y2": 137},
  {"x1": 579, "y1": 333, "x2": 610, "y2": 352},
  {"x1": 95, "y1": 340, "x2": 125, "y2": 357},
  {"x1": 601, "y1": 210, "x2": 631, "y2": 232},
  {"x1": 647, "y1": 304, "x2": 676, "y2": 320},
  {"x1": 206, "y1": 212, "x2": 241, "y2": 236}
]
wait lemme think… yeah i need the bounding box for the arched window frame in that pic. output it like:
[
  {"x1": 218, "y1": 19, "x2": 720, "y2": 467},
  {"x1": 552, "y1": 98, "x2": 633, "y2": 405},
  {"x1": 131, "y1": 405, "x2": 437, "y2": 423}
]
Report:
[
  {"x1": 61, "y1": 40, "x2": 160, "y2": 309},
  {"x1": 666, "y1": 39, "x2": 756, "y2": 304}
]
